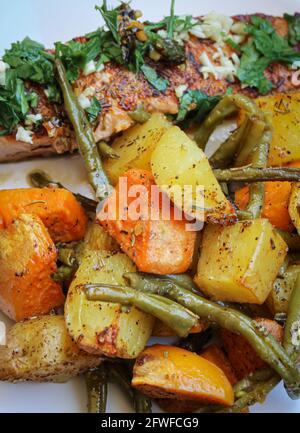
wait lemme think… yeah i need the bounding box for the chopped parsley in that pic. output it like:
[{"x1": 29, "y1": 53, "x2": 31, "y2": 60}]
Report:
[
  {"x1": 237, "y1": 16, "x2": 300, "y2": 94},
  {"x1": 284, "y1": 13, "x2": 300, "y2": 46},
  {"x1": 85, "y1": 97, "x2": 102, "y2": 122},
  {"x1": 177, "y1": 90, "x2": 221, "y2": 126}
]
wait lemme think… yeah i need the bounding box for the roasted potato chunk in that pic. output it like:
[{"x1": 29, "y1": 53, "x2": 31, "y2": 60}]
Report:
[
  {"x1": 65, "y1": 250, "x2": 155, "y2": 358},
  {"x1": 151, "y1": 126, "x2": 236, "y2": 225},
  {"x1": 256, "y1": 92, "x2": 300, "y2": 166},
  {"x1": 195, "y1": 219, "x2": 288, "y2": 304},
  {"x1": 289, "y1": 183, "x2": 300, "y2": 235},
  {"x1": 0, "y1": 316, "x2": 101, "y2": 383},
  {"x1": 267, "y1": 264, "x2": 300, "y2": 314},
  {"x1": 104, "y1": 113, "x2": 171, "y2": 185}
]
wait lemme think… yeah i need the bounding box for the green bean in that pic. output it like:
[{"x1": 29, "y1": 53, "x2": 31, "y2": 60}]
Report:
[
  {"x1": 85, "y1": 365, "x2": 107, "y2": 413},
  {"x1": 97, "y1": 141, "x2": 120, "y2": 160},
  {"x1": 246, "y1": 182, "x2": 265, "y2": 219},
  {"x1": 58, "y1": 247, "x2": 78, "y2": 267},
  {"x1": 128, "y1": 105, "x2": 151, "y2": 124},
  {"x1": 55, "y1": 59, "x2": 111, "y2": 200},
  {"x1": 217, "y1": 375, "x2": 280, "y2": 413},
  {"x1": 28, "y1": 170, "x2": 98, "y2": 215},
  {"x1": 52, "y1": 265, "x2": 74, "y2": 282},
  {"x1": 233, "y1": 369, "x2": 274, "y2": 399},
  {"x1": 108, "y1": 364, "x2": 152, "y2": 413},
  {"x1": 283, "y1": 272, "x2": 300, "y2": 400},
  {"x1": 277, "y1": 230, "x2": 300, "y2": 252},
  {"x1": 194, "y1": 96, "x2": 238, "y2": 150},
  {"x1": 236, "y1": 209, "x2": 254, "y2": 221},
  {"x1": 125, "y1": 272, "x2": 199, "y2": 294},
  {"x1": 85, "y1": 284, "x2": 198, "y2": 337},
  {"x1": 213, "y1": 167, "x2": 300, "y2": 183},
  {"x1": 209, "y1": 119, "x2": 249, "y2": 168},
  {"x1": 235, "y1": 119, "x2": 266, "y2": 167},
  {"x1": 126, "y1": 274, "x2": 300, "y2": 391},
  {"x1": 284, "y1": 272, "x2": 300, "y2": 361}
]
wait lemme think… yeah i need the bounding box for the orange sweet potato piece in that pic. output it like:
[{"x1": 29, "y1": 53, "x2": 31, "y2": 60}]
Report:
[
  {"x1": 235, "y1": 161, "x2": 300, "y2": 232},
  {"x1": 0, "y1": 214, "x2": 65, "y2": 322},
  {"x1": 132, "y1": 345, "x2": 234, "y2": 406},
  {"x1": 201, "y1": 345, "x2": 238, "y2": 386},
  {"x1": 98, "y1": 169, "x2": 196, "y2": 275},
  {"x1": 220, "y1": 318, "x2": 284, "y2": 380},
  {"x1": 0, "y1": 188, "x2": 88, "y2": 242}
]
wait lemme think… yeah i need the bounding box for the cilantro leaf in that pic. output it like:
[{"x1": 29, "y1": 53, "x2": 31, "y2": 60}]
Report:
[
  {"x1": 85, "y1": 97, "x2": 102, "y2": 122},
  {"x1": 141, "y1": 64, "x2": 169, "y2": 91},
  {"x1": 284, "y1": 13, "x2": 300, "y2": 46},
  {"x1": 177, "y1": 90, "x2": 221, "y2": 125}
]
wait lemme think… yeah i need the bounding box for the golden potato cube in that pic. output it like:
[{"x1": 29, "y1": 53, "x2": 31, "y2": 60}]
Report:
[
  {"x1": 256, "y1": 92, "x2": 300, "y2": 166},
  {"x1": 195, "y1": 219, "x2": 288, "y2": 304},
  {"x1": 151, "y1": 126, "x2": 236, "y2": 225},
  {"x1": 104, "y1": 113, "x2": 171, "y2": 185}
]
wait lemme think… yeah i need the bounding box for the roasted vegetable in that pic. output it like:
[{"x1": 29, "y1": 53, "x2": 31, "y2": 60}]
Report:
[
  {"x1": 195, "y1": 219, "x2": 288, "y2": 304},
  {"x1": 0, "y1": 316, "x2": 101, "y2": 382},
  {"x1": 0, "y1": 214, "x2": 64, "y2": 322},
  {"x1": 55, "y1": 59, "x2": 110, "y2": 200},
  {"x1": 104, "y1": 114, "x2": 171, "y2": 185},
  {"x1": 256, "y1": 93, "x2": 300, "y2": 166},
  {"x1": 267, "y1": 264, "x2": 300, "y2": 314},
  {"x1": 132, "y1": 345, "x2": 234, "y2": 406},
  {"x1": 85, "y1": 283, "x2": 198, "y2": 338},
  {"x1": 150, "y1": 126, "x2": 237, "y2": 225},
  {"x1": 220, "y1": 318, "x2": 284, "y2": 381},
  {"x1": 152, "y1": 320, "x2": 206, "y2": 337},
  {"x1": 128, "y1": 274, "x2": 300, "y2": 388},
  {"x1": 284, "y1": 272, "x2": 300, "y2": 362},
  {"x1": 236, "y1": 181, "x2": 294, "y2": 232},
  {"x1": 0, "y1": 188, "x2": 88, "y2": 242},
  {"x1": 98, "y1": 169, "x2": 196, "y2": 275},
  {"x1": 201, "y1": 345, "x2": 237, "y2": 386},
  {"x1": 85, "y1": 365, "x2": 108, "y2": 413},
  {"x1": 65, "y1": 250, "x2": 154, "y2": 358},
  {"x1": 289, "y1": 183, "x2": 300, "y2": 235}
]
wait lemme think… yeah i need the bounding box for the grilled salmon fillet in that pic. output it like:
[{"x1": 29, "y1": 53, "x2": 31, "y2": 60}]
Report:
[{"x1": 0, "y1": 14, "x2": 299, "y2": 162}]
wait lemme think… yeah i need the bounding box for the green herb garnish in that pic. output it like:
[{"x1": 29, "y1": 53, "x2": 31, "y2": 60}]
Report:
[
  {"x1": 140, "y1": 64, "x2": 169, "y2": 91},
  {"x1": 177, "y1": 90, "x2": 221, "y2": 125},
  {"x1": 85, "y1": 97, "x2": 102, "y2": 122},
  {"x1": 237, "y1": 16, "x2": 300, "y2": 94},
  {"x1": 284, "y1": 13, "x2": 300, "y2": 46}
]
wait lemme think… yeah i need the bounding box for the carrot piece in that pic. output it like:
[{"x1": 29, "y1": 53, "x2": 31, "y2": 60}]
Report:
[
  {"x1": 235, "y1": 161, "x2": 300, "y2": 232},
  {"x1": 132, "y1": 345, "x2": 234, "y2": 406},
  {"x1": 98, "y1": 169, "x2": 196, "y2": 275},
  {"x1": 201, "y1": 345, "x2": 238, "y2": 386},
  {"x1": 0, "y1": 213, "x2": 65, "y2": 322},
  {"x1": 0, "y1": 188, "x2": 88, "y2": 242},
  {"x1": 220, "y1": 318, "x2": 284, "y2": 381}
]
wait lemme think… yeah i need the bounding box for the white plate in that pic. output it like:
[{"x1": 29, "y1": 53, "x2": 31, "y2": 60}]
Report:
[{"x1": 0, "y1": 0, "x2": 300, "y2": 414}]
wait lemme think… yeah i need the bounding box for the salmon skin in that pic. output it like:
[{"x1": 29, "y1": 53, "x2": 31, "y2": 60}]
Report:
[{"x1": 0, "y1": 14, "x2": 298, "y2": 162}]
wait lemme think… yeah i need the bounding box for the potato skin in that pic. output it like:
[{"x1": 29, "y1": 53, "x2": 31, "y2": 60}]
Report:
[
  {"x1": 0, "y1": 214, "x2": 64, "y2": 322},
  {"x1": 0, "y1": 316, "x2": 101, "y2": 383},
  {"x1": 195, "y1": 219, "x2": 288, "y2": 304}
]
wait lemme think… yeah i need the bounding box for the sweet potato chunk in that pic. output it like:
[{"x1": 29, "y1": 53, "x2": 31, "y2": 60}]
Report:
[
  {"x1": 0, "y1": 188, "x2": 88, "y2": 242},
  {"x1": 220, "y1": 318, "x2": 284, "y2": 380},
  {"x1": 98, "y1": 169, "x2": 196, "y2": 275},
  {"x1": 132, "y1": 345, "x2": 234, "y2": 406},
  {"x1": 0, "y1": 214, "x2": 64, "y2": 321}
]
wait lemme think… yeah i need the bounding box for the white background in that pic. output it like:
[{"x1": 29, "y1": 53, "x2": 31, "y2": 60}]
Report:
[{"x1": 0, "y1": 0, "x2": 300, "y2": 413}]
